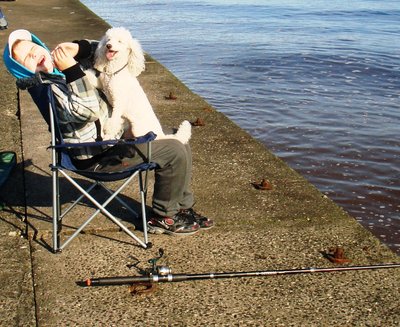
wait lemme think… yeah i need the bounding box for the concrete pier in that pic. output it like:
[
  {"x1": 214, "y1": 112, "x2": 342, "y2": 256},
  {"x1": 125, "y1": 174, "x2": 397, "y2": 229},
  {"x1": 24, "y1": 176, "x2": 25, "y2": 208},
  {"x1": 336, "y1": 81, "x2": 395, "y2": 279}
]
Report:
[{"x1": 0, "y1": 1, "x2": 398, "y2": 326}]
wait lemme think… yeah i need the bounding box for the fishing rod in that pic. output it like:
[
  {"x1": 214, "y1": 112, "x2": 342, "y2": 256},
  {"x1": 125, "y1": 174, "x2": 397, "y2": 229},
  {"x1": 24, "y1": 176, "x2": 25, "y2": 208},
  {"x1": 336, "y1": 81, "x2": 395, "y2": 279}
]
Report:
[
  {"x1": 79, "y1": 249, "x2": 400, "y2": 289},
  {"x1": 83, "y1": 263, "x2": 400, "y2": 287}
]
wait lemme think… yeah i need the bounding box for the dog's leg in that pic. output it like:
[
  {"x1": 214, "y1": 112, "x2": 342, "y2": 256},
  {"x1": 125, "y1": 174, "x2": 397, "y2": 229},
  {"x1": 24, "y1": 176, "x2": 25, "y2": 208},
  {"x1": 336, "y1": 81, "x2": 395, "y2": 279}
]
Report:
[
  {"x1": 103, "y1": 113, "x2": 124, "y2": 140},
  {"x1": 103, "y1": 96, "x2": 125, "y2": 140}
]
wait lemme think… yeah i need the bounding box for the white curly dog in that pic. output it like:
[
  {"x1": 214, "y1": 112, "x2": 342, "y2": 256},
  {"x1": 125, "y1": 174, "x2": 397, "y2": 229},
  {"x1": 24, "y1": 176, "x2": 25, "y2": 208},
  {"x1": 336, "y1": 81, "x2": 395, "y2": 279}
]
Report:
[{"x1": 87, "y1": 27, "x2": 191, "y2": 143}]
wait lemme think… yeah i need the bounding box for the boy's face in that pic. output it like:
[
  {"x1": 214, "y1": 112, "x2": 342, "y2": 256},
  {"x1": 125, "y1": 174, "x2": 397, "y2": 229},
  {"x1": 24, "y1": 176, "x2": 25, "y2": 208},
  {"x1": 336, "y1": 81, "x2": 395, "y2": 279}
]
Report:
[{"x1": 12, "y1": 40, "x2": 54, "y2": 74}]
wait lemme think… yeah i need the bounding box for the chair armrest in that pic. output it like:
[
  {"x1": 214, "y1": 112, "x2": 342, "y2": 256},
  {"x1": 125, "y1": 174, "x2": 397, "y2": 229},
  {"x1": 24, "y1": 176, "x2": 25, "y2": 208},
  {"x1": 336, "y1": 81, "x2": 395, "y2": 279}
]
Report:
[{"x1": 53, "y1": 131, "x2": 157, "y2": 149}]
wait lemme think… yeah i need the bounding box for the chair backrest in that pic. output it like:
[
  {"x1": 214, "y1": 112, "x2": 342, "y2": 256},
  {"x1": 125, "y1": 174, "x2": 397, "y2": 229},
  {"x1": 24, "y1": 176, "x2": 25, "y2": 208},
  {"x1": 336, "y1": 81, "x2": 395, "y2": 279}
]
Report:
[
  {"x1": 27, "y1": 82, "x2": 63, "y2": 141},
  {"x1": 27, "y1": 83, "x2": 51, "y2": 124}
]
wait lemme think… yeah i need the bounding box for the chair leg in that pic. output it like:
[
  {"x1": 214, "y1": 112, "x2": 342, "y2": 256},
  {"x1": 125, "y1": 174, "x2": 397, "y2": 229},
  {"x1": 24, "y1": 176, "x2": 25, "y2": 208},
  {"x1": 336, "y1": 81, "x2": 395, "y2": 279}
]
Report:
[
  {"x1": 60, "y1": 181, "x2": 99, "y2": 219},
  {"x1": 139, "y1": 171, "x2": 149, "y2": 245},
  {"x1": 100, "y1": 182, "x2": 138, "y2": 217},
  {"x1": 52, "y1": 167, "x2": 60, "y2": 252}
]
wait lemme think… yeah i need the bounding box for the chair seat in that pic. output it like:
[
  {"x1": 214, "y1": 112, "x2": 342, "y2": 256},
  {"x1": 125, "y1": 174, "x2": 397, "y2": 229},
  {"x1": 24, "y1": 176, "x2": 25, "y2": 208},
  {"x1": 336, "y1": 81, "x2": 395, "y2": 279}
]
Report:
[{"x1": 59, "y1": 152, "x2": 158, "y2": 182}]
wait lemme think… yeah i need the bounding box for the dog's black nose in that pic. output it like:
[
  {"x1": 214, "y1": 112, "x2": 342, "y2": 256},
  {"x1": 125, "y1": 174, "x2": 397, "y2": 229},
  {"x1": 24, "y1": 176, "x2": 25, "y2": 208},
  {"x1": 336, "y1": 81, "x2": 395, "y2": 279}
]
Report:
[{"x1": 106, "y1": 43, "x2": 112, "y2": 50}]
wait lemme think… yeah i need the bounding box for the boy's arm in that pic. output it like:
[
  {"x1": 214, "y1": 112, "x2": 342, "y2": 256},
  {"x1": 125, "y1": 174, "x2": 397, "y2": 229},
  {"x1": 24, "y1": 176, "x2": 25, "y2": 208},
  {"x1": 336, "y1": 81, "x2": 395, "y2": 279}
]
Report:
[
  {"x1": 52, "y1": 40, "x2": 104, "y2": 123},
  {"x1": 54, "y1": 39, "x2": 98, "y2": 61},
  {"x1": 52, "y1": 39, "x2": 98, "y2": 83}
]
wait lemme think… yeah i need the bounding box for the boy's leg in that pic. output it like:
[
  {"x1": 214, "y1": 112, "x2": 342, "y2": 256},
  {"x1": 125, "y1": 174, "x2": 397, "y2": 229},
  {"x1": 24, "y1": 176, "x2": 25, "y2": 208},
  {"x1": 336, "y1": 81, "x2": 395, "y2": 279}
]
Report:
[
  {"x1": 147, "y1": 140, "x2": 213, "y2": 229},
  {"x1": 146, "y1": 139, "x2": 194, "y2": 217},
  {"x1": 79, "y1": 139, "x2": 194, "y2": 215},
  {"x1": 178, "y1": 143, "x2": 195, "y2": 210}
]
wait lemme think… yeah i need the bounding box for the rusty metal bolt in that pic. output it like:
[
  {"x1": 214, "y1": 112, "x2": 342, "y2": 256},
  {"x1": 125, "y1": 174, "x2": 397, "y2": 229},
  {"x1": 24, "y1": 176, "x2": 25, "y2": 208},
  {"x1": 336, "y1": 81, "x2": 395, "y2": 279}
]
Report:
[
  {"x1": 165, "y1": 92, "x2": 177, "y2": 100},
  {"x1": 324, "y1": 246, "x2": 352, "y2": 264},
  {"x1": 191, "y1": 118, "x2": 205, "y2": 126},
  {"x1": 251, "y1": 179, "x2": 273, "y2": 190}
]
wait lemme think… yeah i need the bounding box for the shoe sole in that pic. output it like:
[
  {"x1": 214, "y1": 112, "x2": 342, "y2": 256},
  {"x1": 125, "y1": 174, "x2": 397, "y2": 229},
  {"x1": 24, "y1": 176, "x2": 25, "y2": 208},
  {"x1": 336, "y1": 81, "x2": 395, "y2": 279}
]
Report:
[
  {"x1": 147, "y1": 225, "x2": 200, "y2": 236},
  {"x1": 199, "y1": 224, "x2": 214, "y2": 230}
]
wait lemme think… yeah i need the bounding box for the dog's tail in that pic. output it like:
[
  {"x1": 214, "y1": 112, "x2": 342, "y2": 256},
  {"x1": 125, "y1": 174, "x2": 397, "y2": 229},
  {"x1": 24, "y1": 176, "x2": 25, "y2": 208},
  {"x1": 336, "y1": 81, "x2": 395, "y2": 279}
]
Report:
[{"x1": 173, "y1": 120, "x2": 192, "y2": 144}]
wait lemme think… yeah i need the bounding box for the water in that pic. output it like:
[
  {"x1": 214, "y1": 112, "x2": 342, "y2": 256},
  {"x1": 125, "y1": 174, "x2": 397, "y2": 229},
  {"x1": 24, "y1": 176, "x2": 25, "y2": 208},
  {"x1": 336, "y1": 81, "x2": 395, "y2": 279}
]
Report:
[{"x1": 80, "y1": 0, "x2": 400, "y2": 254}]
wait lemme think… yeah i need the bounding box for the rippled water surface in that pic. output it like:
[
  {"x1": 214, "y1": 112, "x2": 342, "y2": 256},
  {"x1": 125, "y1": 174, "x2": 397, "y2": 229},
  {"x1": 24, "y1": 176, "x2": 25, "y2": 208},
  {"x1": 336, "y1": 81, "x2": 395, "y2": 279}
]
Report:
[{"x1": 81, "y1": 0, "x2": 400, "y2": 254}]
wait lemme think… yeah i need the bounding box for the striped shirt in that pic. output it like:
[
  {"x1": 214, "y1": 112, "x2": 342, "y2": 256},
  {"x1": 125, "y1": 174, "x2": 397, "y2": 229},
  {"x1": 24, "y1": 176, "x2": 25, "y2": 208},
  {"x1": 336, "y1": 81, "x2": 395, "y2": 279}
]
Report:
[{"x1": 50, "y1": 40, "x2": 123, "y2": 160}]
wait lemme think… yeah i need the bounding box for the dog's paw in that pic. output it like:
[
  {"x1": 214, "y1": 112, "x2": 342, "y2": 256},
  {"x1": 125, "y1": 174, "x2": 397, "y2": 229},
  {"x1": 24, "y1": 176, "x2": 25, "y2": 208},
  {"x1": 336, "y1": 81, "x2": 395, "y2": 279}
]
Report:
[
  {"x1": 85, "y1": 69, "x2": 100, "y2": 88},
  {"x1": 102, "y1": 123, "x2": 120, "y2": 140}
]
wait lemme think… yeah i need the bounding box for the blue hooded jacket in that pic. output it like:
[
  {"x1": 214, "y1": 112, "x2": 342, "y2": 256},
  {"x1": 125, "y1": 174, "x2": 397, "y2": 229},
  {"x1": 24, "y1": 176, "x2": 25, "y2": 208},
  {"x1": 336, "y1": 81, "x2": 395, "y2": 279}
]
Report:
[{"x1": 3, "y1": 29, "x2": 64, "y2": 79}]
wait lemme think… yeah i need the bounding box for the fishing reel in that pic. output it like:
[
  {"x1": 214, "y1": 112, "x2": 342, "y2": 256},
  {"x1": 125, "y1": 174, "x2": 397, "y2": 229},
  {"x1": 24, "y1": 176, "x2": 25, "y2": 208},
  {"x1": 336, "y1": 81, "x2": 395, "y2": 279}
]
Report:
[
  {"x1": 128, "y1": 248, "x2": 171, "y2": 295},
  {"x1": 148, "y1": 248, "x2": 172, "y2": 276}
]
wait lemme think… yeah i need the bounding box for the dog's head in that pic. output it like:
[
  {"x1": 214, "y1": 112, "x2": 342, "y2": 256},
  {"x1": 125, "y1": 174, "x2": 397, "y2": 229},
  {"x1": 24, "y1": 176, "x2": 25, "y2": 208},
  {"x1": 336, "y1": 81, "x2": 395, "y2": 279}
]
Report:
[{"x1": 95, "y1": 27, "x2": 145, "y2": 76}]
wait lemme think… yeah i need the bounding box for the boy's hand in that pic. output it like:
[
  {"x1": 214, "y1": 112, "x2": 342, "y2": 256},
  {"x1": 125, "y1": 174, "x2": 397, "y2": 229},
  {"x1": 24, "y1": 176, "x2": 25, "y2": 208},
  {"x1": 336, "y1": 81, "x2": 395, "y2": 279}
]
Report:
[
  {"x1": 51, "y1": 42, "x2": 79, "y2": 71},
  {"x1": 54, "y1": 42, "x2": 79, "y2": 57}
]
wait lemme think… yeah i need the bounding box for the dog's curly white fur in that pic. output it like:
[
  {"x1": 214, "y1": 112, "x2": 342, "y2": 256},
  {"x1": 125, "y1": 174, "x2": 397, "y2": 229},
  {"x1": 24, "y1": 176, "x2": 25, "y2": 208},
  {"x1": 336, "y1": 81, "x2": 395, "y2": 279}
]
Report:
[{"x1": 87, "y1": 27, "x2": 191, "y2": 143}]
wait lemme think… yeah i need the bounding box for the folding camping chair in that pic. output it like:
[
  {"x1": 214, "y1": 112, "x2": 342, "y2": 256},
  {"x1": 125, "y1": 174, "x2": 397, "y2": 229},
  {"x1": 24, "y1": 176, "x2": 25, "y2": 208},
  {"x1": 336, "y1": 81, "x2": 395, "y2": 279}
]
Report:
[{"x1": 27, "y1": 82, "x2": 157, "y2": 252}]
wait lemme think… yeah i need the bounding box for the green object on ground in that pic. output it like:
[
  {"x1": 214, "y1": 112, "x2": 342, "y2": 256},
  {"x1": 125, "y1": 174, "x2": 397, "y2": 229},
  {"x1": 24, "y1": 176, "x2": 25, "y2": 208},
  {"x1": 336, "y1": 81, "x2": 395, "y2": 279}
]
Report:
[
  {"x1": 0, "y1": 151, "x2": 16, "y2": 189},
  {"x1": 0, "y1": 151, "x2": 16, "y2": 210}
]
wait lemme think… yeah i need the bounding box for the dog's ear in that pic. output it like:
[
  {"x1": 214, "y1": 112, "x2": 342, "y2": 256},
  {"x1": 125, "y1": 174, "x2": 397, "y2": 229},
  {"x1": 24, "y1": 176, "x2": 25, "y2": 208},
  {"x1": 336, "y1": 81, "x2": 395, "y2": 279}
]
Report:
[
  {"x1": 127, "y1": 37, "x2": 145, "y2": 77},
  {"x1": 94, "y1": 37, "x2": 108, "y2": 71}
]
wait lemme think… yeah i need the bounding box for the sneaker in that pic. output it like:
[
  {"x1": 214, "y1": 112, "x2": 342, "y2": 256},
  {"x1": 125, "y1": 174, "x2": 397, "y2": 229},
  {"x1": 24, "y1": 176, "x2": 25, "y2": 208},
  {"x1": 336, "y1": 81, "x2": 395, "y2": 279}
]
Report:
[
  {"x1": 180, "y1": 208, "x2": 214, "y2": 229},
  {"x1": 147, "y1": 212, "x2": 200, "y2": 235}
]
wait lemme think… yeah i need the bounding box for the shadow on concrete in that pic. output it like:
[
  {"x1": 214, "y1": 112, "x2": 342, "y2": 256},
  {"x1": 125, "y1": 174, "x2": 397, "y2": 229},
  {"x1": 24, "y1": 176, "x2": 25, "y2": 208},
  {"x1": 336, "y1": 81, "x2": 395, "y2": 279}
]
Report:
[{"x1": 2, "y1": 159, "x2": 151, "y2": 252}]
